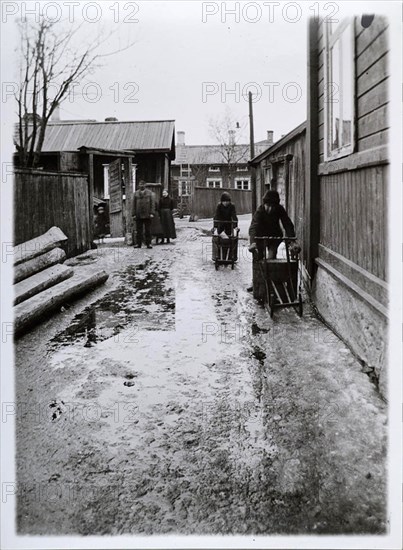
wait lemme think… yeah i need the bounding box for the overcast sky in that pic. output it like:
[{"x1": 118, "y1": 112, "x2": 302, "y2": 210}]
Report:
[
  {"x1": 4, "y1": 0, "x2": 311, "y2": 145},
  {"x1": 83, "y1": 0, "x2": 309, "y2": 145}
]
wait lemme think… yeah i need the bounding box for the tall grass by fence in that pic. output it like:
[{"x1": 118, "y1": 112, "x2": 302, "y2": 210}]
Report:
[
  {"x1": 192, "y1": 187, "x2": 252, "y2": 219},
  {"x1": 14, "y1": 169, "x2": 92, "y2": 257}
]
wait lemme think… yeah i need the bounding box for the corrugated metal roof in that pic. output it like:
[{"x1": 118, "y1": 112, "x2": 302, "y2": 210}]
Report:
[
  {"x1": 35, "y1": 120, "x2": 175, "y2": 152},
  {"x1": 172, "y1": 142, "x2": 270, "y2": 165}
]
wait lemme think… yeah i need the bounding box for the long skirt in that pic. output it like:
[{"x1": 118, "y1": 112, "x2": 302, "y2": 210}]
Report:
[{"x1": 160, "y1": 208, "x2": 177, "y2": 239}]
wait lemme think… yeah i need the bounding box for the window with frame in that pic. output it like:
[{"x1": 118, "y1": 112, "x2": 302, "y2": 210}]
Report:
[
  {"x1": 236, "y1": 165, "x2": 247, "y2": 172},
  {"x1": 207, "y1": 179, "x2": 222, "y2": 189},
  {"x1": 179, "y1": 181, "x2": 191, "y2": 196},
  {"x1": 236, "y1": 179, "x2": 250, "y2": 190},
  {"x1": 209, "y1": 166, "x2": 221, "y2": 172},
  {"x1": 324, "y1": 19, "x2": 355, "y2": 160}
]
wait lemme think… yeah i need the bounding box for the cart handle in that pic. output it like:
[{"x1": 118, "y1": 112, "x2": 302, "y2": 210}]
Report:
[
  {"x1": 213, "y1": 220, "x2": 238, "y2": 225},
  {"x1": 254, "y1": 236, "x2": 297, "y2": 241}
]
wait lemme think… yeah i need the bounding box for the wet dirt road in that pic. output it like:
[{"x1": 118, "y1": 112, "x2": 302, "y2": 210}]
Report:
[{"x1": 15, "y1": 218, "x2": 387, "y2": 535}]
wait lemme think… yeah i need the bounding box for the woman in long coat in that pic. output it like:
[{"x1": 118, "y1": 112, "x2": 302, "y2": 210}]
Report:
[
  {"x1": 158, "y1": 190, "x2": 176, "y2": 243},
  {"x1": 148, "y1": 189, "x2": 164, "y2": 245}
]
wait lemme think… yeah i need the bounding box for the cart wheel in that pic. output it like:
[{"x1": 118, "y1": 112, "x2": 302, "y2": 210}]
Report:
[
  {"x1": 215, "y1": 260, "x2": 219, "y2": 271},
  {"x1": 231, "y1": 261, "x2": 234, "y2": 270},
  {"x1": 298, "y1": 293, "x2": 303, "y2": 317}
]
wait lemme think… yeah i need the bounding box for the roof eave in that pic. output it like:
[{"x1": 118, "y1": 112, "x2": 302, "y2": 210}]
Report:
[{"x1": 249, "y1": 121, "x2": 307, "y2": 165}]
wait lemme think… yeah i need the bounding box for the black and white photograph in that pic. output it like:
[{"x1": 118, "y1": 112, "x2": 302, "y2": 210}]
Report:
[{"x1": 1, "y1": 1, "x2": 402, "y2": 548}]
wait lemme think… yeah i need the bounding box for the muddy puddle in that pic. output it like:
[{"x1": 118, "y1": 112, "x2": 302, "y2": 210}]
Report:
[{"x1": 48, "y1": 261, "x2": 175, "y2": 350}]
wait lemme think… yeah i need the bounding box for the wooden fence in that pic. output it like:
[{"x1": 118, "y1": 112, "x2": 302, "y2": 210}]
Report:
[
  {"x1": 14, "y1": 169, "x2": 92, "y2": 257},
  {"x1": 192, "y1": 187, "x2": 252, "y2": 219}
]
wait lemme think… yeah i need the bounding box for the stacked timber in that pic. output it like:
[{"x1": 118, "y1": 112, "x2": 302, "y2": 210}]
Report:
[{"x1": 13, "y1": 227, "x2": 109, "y2": 335}]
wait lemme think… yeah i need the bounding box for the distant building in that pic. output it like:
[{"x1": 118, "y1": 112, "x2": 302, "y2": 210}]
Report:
[
  {"x1": 14, "y1": 118, "x2": 176, "y2": 238},
  {"x1": 171, "y1": 130, "x2": 274, "y2": 216}
]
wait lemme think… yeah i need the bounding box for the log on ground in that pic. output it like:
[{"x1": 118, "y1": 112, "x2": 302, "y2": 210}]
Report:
[
  {"x1": 14, "y1": 248, "x2": 66, "y2": 284},
  {"x1": 14, "y1": 227, "x2": 68, "y2": 266},
  {"x1": 14, "y1": 269, "x2": 109, "y2": 335},
  {"x1": 14, "y1": 264, "x2": 74, "y2": 305}
]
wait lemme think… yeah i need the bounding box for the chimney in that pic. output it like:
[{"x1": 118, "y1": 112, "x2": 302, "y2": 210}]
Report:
[
  {"x1": 177, "y1": 131, "x2": 185, "y2": 146},
  {"x1": 267, "y1": 130, "x2": 273, "y2": 146},
  {"x1": 51, "y1": 104, "x2": 60, "y2": 122},
  {"x1": 105, "y1": 117, "x2": 118, "y2": 122}
]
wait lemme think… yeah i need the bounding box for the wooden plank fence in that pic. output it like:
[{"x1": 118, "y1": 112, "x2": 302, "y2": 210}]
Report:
[
  {"x1": 14, "y1": 169, "x2": 92, "y2": 258},
  {"x1": 192, "y1": 187, "x2": 252, "y2": 219}
]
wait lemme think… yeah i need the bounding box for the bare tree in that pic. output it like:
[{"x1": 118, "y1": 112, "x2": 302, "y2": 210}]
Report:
[
  {"x1": 187, "y1": 148, "x2": 209, "y2": 187},
  {"x1": 14, "y1": 18, "x2": 135, "y2": 168},
  {"x1": 208, "y1": 109, "x2": 249, "y2": 188}
]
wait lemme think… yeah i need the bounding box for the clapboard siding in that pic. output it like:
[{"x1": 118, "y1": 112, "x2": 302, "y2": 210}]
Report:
[
  {"x1": 14, "y1": 170, "x2": 92, "y2": 257},
  {"x1": 356, "y1": 18, "x2": 389, "y2": 150},
  {"x1": 357, "y1": 78, "x2": 388, "y2": 119},
  {"x1": 319, "y1": 165, "x2": 387, "y2": 280},
  {"x1": 357, "y1": 52, "x2": 388, "y2": 97},
  {"x1": 355, "y1": 17, "x2": 388, "y2": 57},
  {"x1": 358, "y1": 104, "x2": 388, "y2": 140},
  {"x1": 317, "y1": 15, "x2": 389, "y2": 169},
  {"x1": 356, "y1": 27, "x2": 388, "y2": 78},
  {"x1": 358, "y1": 129, "x2": 389, "y2": 151}
]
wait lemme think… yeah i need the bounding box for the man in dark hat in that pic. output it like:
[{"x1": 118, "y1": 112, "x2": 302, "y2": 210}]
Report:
[
  {"x1": 248, "y1": 189, "x2": 299, "y2": 260},
  {"x1": 132, "y1": 180, "x2": 155, "y2": 249},
  {"x1": 213, "y1": 192, "x2": 238, "y2": 236}
]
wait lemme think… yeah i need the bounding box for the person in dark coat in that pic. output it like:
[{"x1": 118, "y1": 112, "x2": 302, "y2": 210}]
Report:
[
  {"x1": 93, "y1": 204, "x2": 109, "y2": 243},
  {"x1": 248, "y1": 189, "x2": 298, "y2": 260},
  {"x1": 158, "y1": 190, "x2": 176, "y2": 244},
  {"x1": 213, "y1": 192, "x2": 238, "y2": 236},
  {"x1": 148, "y1": 189, "x2": 164, "y2": 245},
  {"x1": 132, "y1": 180, "x2": 155, "y2": 249}
]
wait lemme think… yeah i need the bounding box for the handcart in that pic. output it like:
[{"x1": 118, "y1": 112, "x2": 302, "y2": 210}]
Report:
[
  {"x1": 252, "y1": 236, "x2": 303, "y2": 318},
  {"x1": 212, "y1": 220, "x2": 239, "y2": 270}
]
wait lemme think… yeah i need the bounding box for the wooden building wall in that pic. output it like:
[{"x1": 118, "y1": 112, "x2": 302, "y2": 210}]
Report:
[
  {"x1": 315, "y1": 15, "x2": 388, "y2": 309},
  {"x1": 59, "y1": 152, "x2": 82, "y2": 172},
  {"x1": 135, "y1": 153, "x2": 169, "y2": 186},
  {"x1": 318, "y1": 17, "x2": 388, "y2": 162},
  {"x1": 14, "y1": 169, "x2": 92, "y2": 257},
  {"x1": 309, "y1": 16, "x2": 389, "y2": 394},
  {"x1": 253, "y1": 129, "x2": 307, "y2": 281}
]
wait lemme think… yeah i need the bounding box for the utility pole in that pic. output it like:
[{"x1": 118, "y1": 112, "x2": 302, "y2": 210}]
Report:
[{"x1": 249, "y1": 91, "x2": 257, "y2": 213}]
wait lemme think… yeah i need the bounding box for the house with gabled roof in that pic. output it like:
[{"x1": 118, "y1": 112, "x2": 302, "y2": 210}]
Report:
[
  {"x1": 14, "y1": 118, "x2": 176, "y2": 238},
  {"x1": 170, "y1": 130, "x2": 273, "y2": 217}
]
